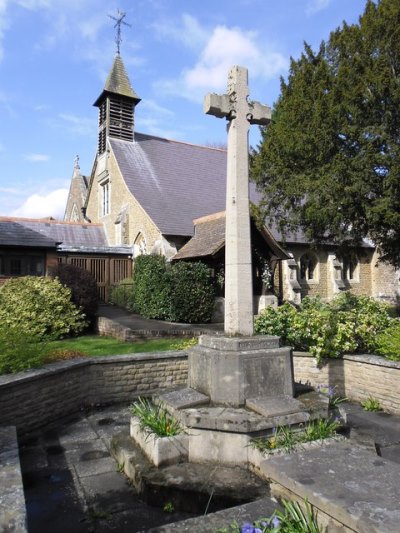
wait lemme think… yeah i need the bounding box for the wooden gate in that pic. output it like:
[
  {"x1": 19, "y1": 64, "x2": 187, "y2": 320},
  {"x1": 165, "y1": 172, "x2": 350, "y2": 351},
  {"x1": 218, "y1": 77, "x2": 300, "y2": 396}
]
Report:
[{"x1": 58, "y1": 255, "x2": 132, "y2": 302}]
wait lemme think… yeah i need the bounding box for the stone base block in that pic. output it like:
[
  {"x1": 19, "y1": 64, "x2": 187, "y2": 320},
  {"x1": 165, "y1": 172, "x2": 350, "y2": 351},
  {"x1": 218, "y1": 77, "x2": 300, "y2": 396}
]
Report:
[
  {"x1": 188, "y1": 335, "x2": 294, "y2": 406},
  {"x1": 188, "y1": 428, "x2": 250, "y2": 465},
  {"x1": 130, "y1": 417, "x2": 188, "y2": 467}
]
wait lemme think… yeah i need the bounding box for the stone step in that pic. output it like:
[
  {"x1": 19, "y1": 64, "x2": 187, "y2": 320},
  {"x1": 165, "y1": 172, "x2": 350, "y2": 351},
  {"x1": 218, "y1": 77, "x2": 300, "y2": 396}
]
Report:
[
  {"x1": 260, "y1": 440, "x2": 400, "y2": 532},
  {"x1": 110, "y1": 431, "x2": 269, "y2": 515}
]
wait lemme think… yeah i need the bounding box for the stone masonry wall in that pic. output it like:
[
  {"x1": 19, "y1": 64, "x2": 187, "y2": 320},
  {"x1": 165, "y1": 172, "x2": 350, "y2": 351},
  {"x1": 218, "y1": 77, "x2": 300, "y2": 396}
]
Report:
[
  {"x1": 0, "y1": 353, "x2": 187, "y2": 435},
  {"x1": 293, "y1": 352, "x2": 400, "y2": 413},
  {"x1": 1, "y1": 350, "x2": 400, "y2": 436}
]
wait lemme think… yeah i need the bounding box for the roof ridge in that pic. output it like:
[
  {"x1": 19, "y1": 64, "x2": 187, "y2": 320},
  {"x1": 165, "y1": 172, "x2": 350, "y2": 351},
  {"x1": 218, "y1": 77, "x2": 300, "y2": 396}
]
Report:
[
  {"x1": 124, "y1": 132, "x2": 227, "y2": 152},
  {"x1": 0, "y1": 216, "x2": 102, "y2": 227},
  {"x1": 193, "y1": 211, "x2": 226, "y2": 225}
]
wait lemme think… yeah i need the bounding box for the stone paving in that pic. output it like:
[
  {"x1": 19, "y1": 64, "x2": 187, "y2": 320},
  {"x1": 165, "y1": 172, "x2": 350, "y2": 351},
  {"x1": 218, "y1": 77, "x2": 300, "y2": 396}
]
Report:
[
  {"x1": 19, "y1": 405, "x2": 195, "y2": 533},
  {"x1": 16, "y1": 401, "x2": 400, "y2": 533}
]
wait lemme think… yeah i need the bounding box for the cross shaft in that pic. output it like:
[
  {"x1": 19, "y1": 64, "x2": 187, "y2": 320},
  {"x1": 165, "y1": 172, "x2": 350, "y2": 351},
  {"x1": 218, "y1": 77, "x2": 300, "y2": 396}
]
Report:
[{"x1": 204, "y1": 66, "x2": 271, "y2": 335}]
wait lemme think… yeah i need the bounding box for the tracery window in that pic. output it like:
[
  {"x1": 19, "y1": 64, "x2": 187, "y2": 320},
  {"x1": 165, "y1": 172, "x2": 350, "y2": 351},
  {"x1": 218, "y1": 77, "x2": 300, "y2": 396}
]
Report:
[
  {"x1": 299, "y1": 252, "x2": 318, "y2": 282},
  {"x1": 342, "y1": 253, "x2": 359, "y2": 282}
]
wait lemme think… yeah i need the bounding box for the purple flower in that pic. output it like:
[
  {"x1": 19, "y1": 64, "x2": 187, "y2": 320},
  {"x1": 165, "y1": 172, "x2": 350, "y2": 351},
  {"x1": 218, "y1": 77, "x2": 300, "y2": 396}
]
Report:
[
  {"x1": 271, "y1": 516, "x2": 281, "y2": 528},
  {"x1": 241, "y1": 523, "x2": 256, "y2": 533}
]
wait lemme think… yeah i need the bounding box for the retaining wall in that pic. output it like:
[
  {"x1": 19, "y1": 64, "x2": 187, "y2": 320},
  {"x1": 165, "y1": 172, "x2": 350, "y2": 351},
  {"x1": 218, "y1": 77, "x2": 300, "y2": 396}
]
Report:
[
  {"x1": 0, "y1": 352, "x2": 187, "y2": 435},
  {"x1": 293, "y1": 351, "x2": 400, "y2": 413},
  {"x1": 1, "y1": 350, "x2": 400, "y2": 437}
]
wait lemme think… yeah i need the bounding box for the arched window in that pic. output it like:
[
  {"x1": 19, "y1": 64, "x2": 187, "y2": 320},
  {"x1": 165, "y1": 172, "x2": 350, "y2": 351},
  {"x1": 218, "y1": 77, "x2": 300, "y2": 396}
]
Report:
[
  {"x1": 342, "y1": 253, "x2": 359, "y2": 282},
  {"x1": 133, "y1": 232, "x2": 147, "y2": 257},
  {"x1": 299, "y1": 252, "x2": 318, "y2": 282}
]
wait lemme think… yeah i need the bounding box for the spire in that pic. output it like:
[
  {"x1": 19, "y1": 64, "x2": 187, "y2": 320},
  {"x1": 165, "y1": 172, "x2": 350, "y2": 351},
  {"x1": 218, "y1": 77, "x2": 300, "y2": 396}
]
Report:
[
  {"x1": 93, "y1": 55, "x2": 141, "y2": 154},
  {"x1": 95, "y1": 55, "x2": 141, "y2": 103}
]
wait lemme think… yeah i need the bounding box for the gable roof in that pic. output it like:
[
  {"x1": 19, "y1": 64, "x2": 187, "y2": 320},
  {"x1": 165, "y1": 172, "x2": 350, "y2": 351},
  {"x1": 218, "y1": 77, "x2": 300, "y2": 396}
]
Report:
[
  {"x1": 110, "y1": 135, "x2": 262, "y2": 237},
  {"x1": 173, "y1": 211, "x2": 290, "y2": 261}
]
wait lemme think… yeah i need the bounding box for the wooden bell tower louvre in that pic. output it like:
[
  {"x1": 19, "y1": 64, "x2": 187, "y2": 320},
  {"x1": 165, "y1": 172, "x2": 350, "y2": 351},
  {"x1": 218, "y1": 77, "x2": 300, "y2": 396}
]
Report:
[{"x1": 93, "y1": 54, "x2": 141, "y2": 154}]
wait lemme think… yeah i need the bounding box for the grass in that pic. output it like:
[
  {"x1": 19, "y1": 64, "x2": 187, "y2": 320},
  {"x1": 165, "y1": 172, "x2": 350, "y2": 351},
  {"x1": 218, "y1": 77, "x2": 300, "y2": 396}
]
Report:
[
  {"x1": 250, "y1": 418, "x2": 341, "y2": 454},
  {"x1": 45, "y1": 334, "x2": 193, "y2": 359},
  {"x1": 361, "y1": 396, "x2": 382, "y2": 412}
]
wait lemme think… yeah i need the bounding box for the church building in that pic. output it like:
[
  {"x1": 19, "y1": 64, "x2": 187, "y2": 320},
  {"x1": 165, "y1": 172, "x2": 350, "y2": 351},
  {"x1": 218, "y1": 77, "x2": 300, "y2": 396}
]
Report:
[{"x1": 64, "y1": 52, "x2": 399, "y2": 308}]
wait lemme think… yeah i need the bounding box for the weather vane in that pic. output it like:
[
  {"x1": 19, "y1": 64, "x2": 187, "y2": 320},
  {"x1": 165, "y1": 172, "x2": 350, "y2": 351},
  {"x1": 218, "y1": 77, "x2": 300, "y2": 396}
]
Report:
[{"x1": 108, "y1": 9, "x2": 131, "y2": 55}]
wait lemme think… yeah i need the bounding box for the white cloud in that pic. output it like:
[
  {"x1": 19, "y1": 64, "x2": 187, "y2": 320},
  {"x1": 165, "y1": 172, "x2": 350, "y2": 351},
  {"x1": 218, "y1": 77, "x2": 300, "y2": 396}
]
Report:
[
  {"x1": 24, "y1": 153, "x2": 50, "y2": 162},
  {"x1": 58, "y1": 113, "x2": 95, "y2": 136},
  {"x1": 155, "y1": 24, "x2": 288, "y2": 102},
  {"x1": 11, "y1": 188, "x2": 69, "y2": 219},
  {"x1": 15, "y1": 0, "x2": 50, "y2": 9},
  {"x1": 152, "y1": 13, "x2": 208, "y2": 51},
  {"x1": 0, "y1": 0, "x2": 9, "y2": 62},
  {"x1": 306, "y1": 0, "x2": 331, "y2": 15}
]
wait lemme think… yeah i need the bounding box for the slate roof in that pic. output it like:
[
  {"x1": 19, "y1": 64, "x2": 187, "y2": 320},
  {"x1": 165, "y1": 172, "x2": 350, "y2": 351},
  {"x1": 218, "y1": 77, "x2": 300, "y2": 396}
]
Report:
[
  {"x1": 0, "y1": 220, "x2": 58, "y2": 248},
  {"x1": 93, "y1": 55, "x2": 140, "y2": 106},
  {"x1": 0, "y1": 217, "x2": 120, "y2": 252},
  {"x1": 173, "y1": 211, "x2": 290, "y2": 261},
  {"x1": 110, "y1": 135, "x2": 263, "y2": 237}
]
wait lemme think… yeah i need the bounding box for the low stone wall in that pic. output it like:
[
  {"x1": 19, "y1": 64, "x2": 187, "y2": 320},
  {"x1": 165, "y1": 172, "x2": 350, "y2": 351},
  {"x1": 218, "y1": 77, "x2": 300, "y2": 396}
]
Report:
[
  {"x1": 0, "y1": 426, "x2": 27, "y2": 532},
  {"x1": 97, "y1": 316, "x2": 204, "y2": 341},
  {"x1": 0, "y1": 352, "x2": 188, "y2": 435},
  {"x1": 293, "y1": 352, "x2": 400, "y2": 413}
]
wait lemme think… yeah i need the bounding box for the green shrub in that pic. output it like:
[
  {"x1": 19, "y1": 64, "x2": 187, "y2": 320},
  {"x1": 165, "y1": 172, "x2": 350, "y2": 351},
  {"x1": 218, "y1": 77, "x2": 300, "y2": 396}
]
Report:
[
  {"x1": 254, "y1": 302, "x2": 297, "y2": 344},
  {"x1": 0, "y1": 276, "x2": 87, "y2": 339},
  {"x1": 0, "y1": 325, "x2": 48, "y2": 374},
  {"x1": 132, "y1": 255, "x2": 170, "y2": 319},
  {"x1": 375, "y1": 320, "x2": 400, "y2": 360},
  {"x1": 168, "y1": 262, "x2": 215, "y2": 323},
  {"x1": 254, "y1": 293, "x2": 393, "y2": 363},
  {"x1": 110, "y1": 277, "x2": 135, "y2": 309},
  {"x1": 50, "y1": 263, "x2": 98, "y2": 325},
  {"x1": 131, "y1": 255, "x2": 215, "y2": 323}
]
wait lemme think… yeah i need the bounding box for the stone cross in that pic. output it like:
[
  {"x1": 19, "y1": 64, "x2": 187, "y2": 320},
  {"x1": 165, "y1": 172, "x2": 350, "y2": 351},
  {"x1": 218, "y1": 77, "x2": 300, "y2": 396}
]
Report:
[{"x1": 204, "y1": 66, "x2": 271, "y2": 335}]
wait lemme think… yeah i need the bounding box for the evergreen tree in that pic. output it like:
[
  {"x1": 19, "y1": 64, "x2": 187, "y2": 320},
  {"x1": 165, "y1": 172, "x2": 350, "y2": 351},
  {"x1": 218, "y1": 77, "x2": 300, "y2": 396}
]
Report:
[{"x1": 251, "y1": 0, "x2": 400, "y2": 267}]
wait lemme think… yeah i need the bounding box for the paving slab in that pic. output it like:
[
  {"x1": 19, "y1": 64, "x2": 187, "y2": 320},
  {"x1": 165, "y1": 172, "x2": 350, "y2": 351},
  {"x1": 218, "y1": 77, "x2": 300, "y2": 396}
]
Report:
[
  {"x1": 261, "y1": 440, "x2": 400, "y2": 532},
  {"x1": 156, "y1": 388, "x2": 209, "y2": 410},
  {"x1": 246, "y1": 396, "x2": 307, "y2": 417}
]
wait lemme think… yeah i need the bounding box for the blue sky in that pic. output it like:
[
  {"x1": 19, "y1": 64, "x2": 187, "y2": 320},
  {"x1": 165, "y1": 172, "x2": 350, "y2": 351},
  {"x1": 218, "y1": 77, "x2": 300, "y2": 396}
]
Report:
[{"x1": 0, "y1": 0, "x2": 367, "y2": 219}]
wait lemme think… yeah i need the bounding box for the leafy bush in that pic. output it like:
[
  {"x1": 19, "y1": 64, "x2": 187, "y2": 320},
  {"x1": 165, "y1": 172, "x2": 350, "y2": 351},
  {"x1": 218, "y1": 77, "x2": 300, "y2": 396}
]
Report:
[
  {"x1": 110, "y1": 277, "x2": 134, "y2": 309},
  {"x1": 132, "y1": 255, "x2": 170, "y2": 319},
  {"x1": 168, "y1": 262, "x2": 215, "y2": 323},
  {"x1": 253, "y1": 303, "x2": 297, "y2": 344},
  {"x1": 50, "y1": 263, "x2": 98, "y2": 325},
  {"x1": 255, "y1": 293, "x2": 392, "y2": 362},
  {"x1": 0, "y1": 325, "x2": 48, "y2": 374},
  {"x1": 0, "y1": 276, "x2": 87, "y2": 339},
  {"x1": 375, "y1": 320, "x2": 400, "y2": 360},
  {"x1": 131, "y1": 255, "x2": 215, "y2": 323}
]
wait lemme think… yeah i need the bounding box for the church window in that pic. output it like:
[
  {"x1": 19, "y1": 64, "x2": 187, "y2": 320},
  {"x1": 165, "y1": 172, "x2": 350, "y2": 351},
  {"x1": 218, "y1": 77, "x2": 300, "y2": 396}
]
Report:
[
  {"x1": 133, "y1": 233, "x2": 147, "y2": 257},
  {"x1": 299, "y1": 252, "x2": 318, "y2": 282},
  {"x1": 342, "y1": 253, "x2": 359, "y2": 282},
  {"x1": 101, "y1": 181, "x2": 110, "y2": 216}
]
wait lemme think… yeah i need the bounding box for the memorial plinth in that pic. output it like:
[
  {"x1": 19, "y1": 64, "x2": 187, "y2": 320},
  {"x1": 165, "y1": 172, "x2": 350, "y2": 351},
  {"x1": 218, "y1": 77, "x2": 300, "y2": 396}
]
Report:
[{"x1": 188, "y1": 335, "x2": 294, "y2": 407}]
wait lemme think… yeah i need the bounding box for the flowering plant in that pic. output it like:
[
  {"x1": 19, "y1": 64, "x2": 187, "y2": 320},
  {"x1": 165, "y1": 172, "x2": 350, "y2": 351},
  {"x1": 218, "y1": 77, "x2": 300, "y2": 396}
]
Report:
[{"x1": 216, "y1": 498, "x2": 324, "y2": 532}]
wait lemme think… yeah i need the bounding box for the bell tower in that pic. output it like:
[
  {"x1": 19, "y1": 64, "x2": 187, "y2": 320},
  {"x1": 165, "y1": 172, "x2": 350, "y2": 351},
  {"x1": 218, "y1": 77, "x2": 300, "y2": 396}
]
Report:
[{"x1": 93, "y1": 11, "x2": 141, "y2": 154}]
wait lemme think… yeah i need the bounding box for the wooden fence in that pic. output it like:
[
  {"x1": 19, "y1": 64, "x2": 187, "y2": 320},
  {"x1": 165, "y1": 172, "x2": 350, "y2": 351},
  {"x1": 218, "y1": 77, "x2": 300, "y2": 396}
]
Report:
[{"x1": 58, "y1": 255, "x2": 132, "y2": 302}]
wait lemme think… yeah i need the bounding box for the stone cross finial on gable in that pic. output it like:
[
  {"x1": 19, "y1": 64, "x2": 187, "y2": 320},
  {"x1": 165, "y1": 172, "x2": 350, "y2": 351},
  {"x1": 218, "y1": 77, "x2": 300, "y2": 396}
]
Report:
[{"x1": 204, "y1": 66, "x2": 271, "y2": 335}]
